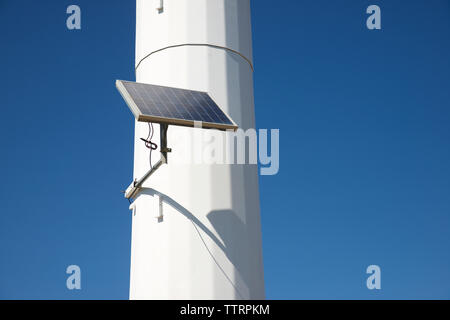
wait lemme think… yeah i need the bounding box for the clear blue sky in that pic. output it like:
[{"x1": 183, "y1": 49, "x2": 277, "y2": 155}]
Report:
[{"x1": 0, "y1": 0, "x2": 449, "y2": 299}]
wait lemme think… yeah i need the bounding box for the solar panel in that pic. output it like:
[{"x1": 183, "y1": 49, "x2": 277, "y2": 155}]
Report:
[{"x1": 116, "y1": 80, "x2": 238, "y2": 131}]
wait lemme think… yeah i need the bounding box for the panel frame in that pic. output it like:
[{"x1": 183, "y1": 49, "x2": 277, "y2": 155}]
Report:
[{"x1": 116, "y1": 80, "x2": 238, "y2": 131}]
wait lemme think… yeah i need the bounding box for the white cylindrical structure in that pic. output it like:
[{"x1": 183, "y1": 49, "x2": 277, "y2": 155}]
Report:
[{"x1": 129, "y1": 0, "x2": 264, "y2": 299}]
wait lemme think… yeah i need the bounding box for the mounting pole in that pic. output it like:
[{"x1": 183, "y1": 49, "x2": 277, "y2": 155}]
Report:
[{"x1": 159, "y1": 124, "x2": 170, "y2": 163}]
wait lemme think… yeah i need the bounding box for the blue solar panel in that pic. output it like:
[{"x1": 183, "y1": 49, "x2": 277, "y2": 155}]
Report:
[{"x1": 116, "y1": 80, "x2": 238, "y2": 131}]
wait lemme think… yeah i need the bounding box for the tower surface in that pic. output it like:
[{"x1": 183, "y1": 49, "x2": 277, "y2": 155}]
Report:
[{"x1": 129, "y1": 0, "x2": 264, "y2": 299}]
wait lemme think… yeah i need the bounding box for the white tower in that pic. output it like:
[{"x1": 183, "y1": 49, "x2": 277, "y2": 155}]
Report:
[{"x1": 129, "y1": 0, "x2": 264, "y2": 299}]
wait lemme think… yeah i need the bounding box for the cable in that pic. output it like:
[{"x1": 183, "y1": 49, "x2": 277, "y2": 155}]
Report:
[
  {"x1": 135, "y1": 43, "x2": 254, "y2": 72},
  {"x1": 189, "y1": 219, "x2": 245, "y2": 299},
  {"x1": 140, "y1": 123, "x2": 158, "y2": 169},
  {"x1": 150, "y1": 123, "x2": 154, "y2": 168}
]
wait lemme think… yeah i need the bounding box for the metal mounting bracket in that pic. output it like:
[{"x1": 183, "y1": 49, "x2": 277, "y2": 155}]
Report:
[
  {"x1": 156, "y1": 0, "x2": 164, "y2": 13},
  {"x1": 124, "y1": 124, "x2": 170, "y2": 200}
]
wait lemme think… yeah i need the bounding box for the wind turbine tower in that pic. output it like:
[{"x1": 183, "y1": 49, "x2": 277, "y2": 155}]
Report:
[{"x1": 128, "y1": 0, "x2": 264, "y2": 299}]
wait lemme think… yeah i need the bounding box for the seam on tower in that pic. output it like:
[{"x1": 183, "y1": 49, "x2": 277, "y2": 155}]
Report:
[{"x1": 135, "y1": 43, "x2": 254, "y2": 72}]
